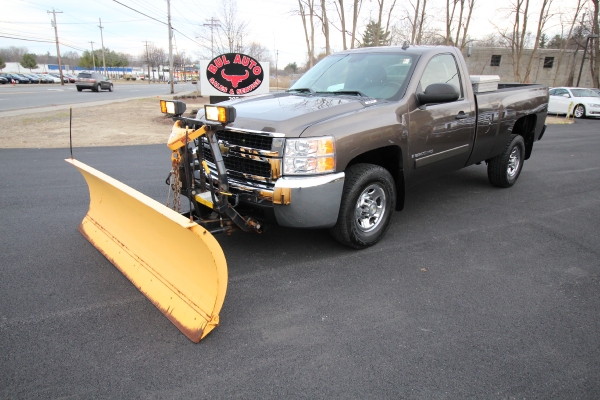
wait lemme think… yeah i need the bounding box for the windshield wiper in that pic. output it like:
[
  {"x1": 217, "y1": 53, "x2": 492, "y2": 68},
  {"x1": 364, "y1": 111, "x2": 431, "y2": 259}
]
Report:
[
  {"x1": 286, "y1": 88, "x2": 314, "y2": 94},
  {"x1": 315, "y1": 90, "x2": 367, "y2": 97}
]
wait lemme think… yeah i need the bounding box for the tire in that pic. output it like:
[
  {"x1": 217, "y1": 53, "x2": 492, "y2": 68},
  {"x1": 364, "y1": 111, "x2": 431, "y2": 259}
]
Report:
[
  {"x1": 76, "y1": 86, "x2": 82, "y2": 92},
  {"x1": 573, "y1": 104, "x2": 586, "y2": 118},
  {"x1": 487, "y1": 134, "x2": 525, "y2": 188},
  {"x1": 95, "y1": 84, "x2": 101, "y2": 92},
  {"x1": 330, "y1": 164, "x2": 396, "y2": 249},
  {"x1": 108, "y1": 84, "x2": 113, "y2": 92}
]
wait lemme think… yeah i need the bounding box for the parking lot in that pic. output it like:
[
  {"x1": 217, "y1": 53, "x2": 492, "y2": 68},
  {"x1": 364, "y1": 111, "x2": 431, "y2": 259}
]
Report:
[{"x1": 0, "y1": 119, "x2": 599, "y2": 398}]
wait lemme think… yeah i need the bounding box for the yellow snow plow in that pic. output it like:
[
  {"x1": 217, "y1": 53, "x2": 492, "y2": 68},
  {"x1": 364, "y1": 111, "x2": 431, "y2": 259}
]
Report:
[{"x1": 68, "y1": 101, "x2": 261, "y2": 342}]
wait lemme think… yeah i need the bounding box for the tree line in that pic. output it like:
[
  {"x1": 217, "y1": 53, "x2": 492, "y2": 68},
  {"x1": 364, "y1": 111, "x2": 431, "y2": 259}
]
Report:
[{"x1": 294, "y1": 0, "x2": 599, "y2": 86}]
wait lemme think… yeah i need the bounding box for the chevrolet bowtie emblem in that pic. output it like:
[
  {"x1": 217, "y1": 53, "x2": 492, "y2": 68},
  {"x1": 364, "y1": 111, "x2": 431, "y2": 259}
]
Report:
[{"x1": 219, "y1": 143, "x2": 230, "y2": 155}]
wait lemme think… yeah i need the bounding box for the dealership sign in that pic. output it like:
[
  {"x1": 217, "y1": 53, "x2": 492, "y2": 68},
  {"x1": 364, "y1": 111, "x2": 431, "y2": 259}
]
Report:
[{"x1": 199, "y1": 54, "x2": 269, "y2": 98}]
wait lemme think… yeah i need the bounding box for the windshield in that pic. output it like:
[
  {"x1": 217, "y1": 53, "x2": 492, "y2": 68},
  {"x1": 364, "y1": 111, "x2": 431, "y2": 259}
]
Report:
[
  {"x1": 571, "y1": 89, "x2": 600, "y2": 98},
  {"x1": 289, "y1": 53, "x2": 416, "y2": 100}
]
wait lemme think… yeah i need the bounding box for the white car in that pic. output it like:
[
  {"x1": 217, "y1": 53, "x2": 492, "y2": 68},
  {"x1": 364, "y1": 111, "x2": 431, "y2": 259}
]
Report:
[
  {"x1": 548, "y1": 87, "x2": 600, "y2": 118},
  {"x1": 41, "y1": 74, "x2": 61, "y2": 83}
]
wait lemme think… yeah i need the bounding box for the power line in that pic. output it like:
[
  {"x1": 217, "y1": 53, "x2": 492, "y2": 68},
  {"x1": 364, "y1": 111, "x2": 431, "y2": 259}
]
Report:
[{"x1": 110, "y1": 0, "x2": 167, "y2": 25}]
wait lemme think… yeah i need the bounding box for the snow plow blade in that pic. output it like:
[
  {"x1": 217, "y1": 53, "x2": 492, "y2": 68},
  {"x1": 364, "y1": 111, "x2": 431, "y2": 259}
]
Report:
[{"x1": 66, "y1": 158, "x2": 227, "y2": 343}]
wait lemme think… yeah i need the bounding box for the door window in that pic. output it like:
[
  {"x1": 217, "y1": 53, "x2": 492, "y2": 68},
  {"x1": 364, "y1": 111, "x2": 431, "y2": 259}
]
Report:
[{"x1": 419, "y1": 54, "x2": 463, "y2": 98}]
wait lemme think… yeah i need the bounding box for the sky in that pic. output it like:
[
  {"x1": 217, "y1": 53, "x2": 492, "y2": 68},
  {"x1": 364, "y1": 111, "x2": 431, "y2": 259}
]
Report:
[{"x1": 0, "y1": 0, "x2": 572, "y2": 69}]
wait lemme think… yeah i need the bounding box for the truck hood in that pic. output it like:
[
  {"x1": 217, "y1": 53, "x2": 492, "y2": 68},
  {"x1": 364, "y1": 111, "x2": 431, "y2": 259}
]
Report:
[{"x1": 221, "y1": 93, "x2": 367, "y2": 137}]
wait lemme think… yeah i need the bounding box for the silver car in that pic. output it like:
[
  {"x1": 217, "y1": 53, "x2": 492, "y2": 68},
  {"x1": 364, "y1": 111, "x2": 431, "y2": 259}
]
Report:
[{"x1": 76, "y1": 72, "x2": 113, "y2": 92}]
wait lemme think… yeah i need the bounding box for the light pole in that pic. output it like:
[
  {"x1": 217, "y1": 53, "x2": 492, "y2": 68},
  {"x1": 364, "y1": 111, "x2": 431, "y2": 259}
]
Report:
[{"x1": 576, "y1": 34, "x2": 599, "y2": 87}]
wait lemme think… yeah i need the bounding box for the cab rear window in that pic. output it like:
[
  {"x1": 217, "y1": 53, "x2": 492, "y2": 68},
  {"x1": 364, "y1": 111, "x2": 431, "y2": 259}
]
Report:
[{"x1": 78, "y1": 73, "x2": 91, "y2": 78}]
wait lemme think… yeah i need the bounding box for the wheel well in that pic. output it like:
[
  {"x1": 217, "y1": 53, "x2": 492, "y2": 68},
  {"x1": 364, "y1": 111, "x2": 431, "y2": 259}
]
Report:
[
  {"x1": 512, "y1": 114, "x2": 537, "y2": 160},
  {"x1": 346, "y1": 145, "x2": 405, "y2": 211}
]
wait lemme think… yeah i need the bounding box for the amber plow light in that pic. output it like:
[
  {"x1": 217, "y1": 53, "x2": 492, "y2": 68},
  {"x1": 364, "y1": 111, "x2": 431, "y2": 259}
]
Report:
[
  {"x1": 204, "y1": 105, "x2": 236, "y2": 124},
  {"x1": 65, "y1": 158, "x2": 228, "y2": 343},
  {"x1": 160, "y1": 99, "x2": 187, "y2": 116}
]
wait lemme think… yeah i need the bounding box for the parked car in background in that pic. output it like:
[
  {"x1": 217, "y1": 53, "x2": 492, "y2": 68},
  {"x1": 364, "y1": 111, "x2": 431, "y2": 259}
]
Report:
[
  {"x1": 76, "y1": 72, "x2": 113, "y2": 92},
  {"x1": 41, "y1": 74, "x2": 61, "y2": 83},
  {"x1": 13, "y1": 73, "x2": 32, "y2": 83},
  {"x1": 63, "y1": 73, "x2": 78, "y2": 83},
  {"x1": 24, "y1": 73, "x2": 49, "y2": 83},
  {"x1": 548, "y1": 87, "x2": 600, "y2": 118},
  {"x1": 48, "y1": 73, "x2": 69, "y2": 83},
  {"x1": 0, "y1": 76, "x2": 8, "y2": 84}
]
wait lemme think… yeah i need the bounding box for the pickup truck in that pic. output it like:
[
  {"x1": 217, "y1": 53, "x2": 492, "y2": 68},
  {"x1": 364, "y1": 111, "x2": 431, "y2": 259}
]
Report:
[{"x1": 190, "y1": 45, "x2": 549, "y2": 248}]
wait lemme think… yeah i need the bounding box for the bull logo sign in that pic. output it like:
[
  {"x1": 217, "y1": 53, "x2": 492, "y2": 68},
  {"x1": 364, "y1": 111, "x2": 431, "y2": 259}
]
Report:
[{"x1": 206, "y1": 53, "x2": 264, "y2": 95}]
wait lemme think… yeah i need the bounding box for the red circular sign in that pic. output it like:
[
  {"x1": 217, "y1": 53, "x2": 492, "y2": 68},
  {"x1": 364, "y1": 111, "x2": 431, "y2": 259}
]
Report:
[{"x1": 206, "y1": 53, "x2": 264, "y2": 95}]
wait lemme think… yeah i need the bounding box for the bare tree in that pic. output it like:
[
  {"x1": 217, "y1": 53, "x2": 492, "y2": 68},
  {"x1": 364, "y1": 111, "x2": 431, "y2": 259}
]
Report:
[
  {"x1": 456, "y1": 0, "x2": 475, "y2": 50},
  {"x1": 197, "y1": 0, "x2": 249, "y2": 58},
  {"x1": 148, "y1": 45, "x2": 167, "y2": 80},
  {"x1": 246, "y1": 42, "x2": 272, "y2": 63},
  {"x1": 592, "y1": 0, "x2": 599, "y2": 87},
  {"x1": 298, "y1": 0, "x2": 316, "y2": 68},
  {"x1": 0, "y1": 46, "x2": 28, "y2": 62},
  {"x1": 319, "y1": 0, "x2": 331, "y2": 55},
  {"x1": 351, "y1": 0, "x2": 363, "y2": 48},
  {"x1": 334, "y1": 0, "x2": 348, "y2": 49},
  {"x1": 552, "y1": 0, "x2": 585, "y2": 86},
  {"x1": 523, "y1": 0, "x2": 554, "y2": 83},
  {"x1": 494, "y1": 0, "x2": 531, "y2": 83},
  {"x1": 446, "y1": 0, "x2": 459, "y2": 45}
]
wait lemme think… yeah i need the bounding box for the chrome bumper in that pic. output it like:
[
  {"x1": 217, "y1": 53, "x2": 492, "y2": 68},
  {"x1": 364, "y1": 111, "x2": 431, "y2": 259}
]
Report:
[
  {"x1": 216, "y1": 172, "x2": 345, "y2": 228},
  {"x1": 272, "y1": 173, "x2": 345, "y2": 228}
]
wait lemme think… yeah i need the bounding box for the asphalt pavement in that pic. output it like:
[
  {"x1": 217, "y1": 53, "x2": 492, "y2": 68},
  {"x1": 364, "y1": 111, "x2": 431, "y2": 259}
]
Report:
[
  {"x1": 1, "y1": 120, "x2": 599, "y2": 398},
  {"x1": 0, "y1": 82, "x2": 197, "y2": 114}
]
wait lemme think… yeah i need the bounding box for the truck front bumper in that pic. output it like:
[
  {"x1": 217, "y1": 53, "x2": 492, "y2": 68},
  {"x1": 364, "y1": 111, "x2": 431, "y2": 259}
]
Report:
[
  {"x1": 218, "y1": 172, "x2": 345, "y2": 229},
  {"x1": 272, "y1": 173, "x2": 345, "y2": 228}
]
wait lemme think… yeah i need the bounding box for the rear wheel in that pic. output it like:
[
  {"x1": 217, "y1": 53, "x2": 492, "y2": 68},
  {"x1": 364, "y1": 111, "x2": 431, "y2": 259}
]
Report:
[
  {"x1": 573, "y1": 104, "x2": 586, "y2": 118},
  {"x1": 330, "y1": 164, "x2": 396, "y2": 249},
  {"x1": 95, "y1": 84, "x2": 101, "y2": 92},
  {"x1": 108, "y1": 84, "x2": 113, "y2": 92},
  {"x1": 76, "y1": 86, "x2": 82, "y2": 92},
  {"x1": 487, "y1": 134, "x2": 525, "y2": 188}
]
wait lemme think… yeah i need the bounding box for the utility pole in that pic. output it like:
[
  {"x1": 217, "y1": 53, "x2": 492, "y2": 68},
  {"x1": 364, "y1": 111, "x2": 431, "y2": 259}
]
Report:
[
  {"x1": 47, "y1": 8, "x2": 65, "y2": 86},
  {"x1": 203, "y1": 17, "x2": 220, "y2": 59},
  {"x1": 98, "y1": 18, "x2": 107, "y2": 76},
  {"x1": 143, "y1": 41, "x2": 150, "y2": 85},
  {"x1": 167, "y1": 0, "x2": 174, "y2": 94},
  {"x1": 89, "y1": 41, "x2": 96, "y2": 70}
]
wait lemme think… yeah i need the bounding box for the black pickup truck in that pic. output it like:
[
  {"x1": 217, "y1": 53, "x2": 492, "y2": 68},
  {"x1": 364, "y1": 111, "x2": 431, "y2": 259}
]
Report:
[{"x1": 191, "y1": 45, "x2": 548, "y2": 248}]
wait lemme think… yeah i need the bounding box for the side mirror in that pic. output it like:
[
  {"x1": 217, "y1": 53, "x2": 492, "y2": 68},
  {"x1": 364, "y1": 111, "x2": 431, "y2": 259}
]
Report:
[
  {"x1": 417, "y1": 83, "x2": 460, "y2": 106},
  {"x1": 562, "y1": 94, "x2": 570, "y2": 98}
]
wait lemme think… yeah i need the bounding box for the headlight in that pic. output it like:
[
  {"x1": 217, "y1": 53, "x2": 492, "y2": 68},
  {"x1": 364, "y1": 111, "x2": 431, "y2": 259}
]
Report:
[
  {"x1": 588, "y1": 103, "x2": 600, "y2": 108},
  {"x1": 283, "y1": 137, "x2": 335, "y2": 175}
]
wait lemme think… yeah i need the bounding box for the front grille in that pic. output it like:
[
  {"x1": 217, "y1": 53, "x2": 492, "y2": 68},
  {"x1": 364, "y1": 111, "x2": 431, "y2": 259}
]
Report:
[
  {"x1": 203, "y1": 146, "x2": 272, "y2": 178},
  {"x1": 199, "y1": 129, "x2": 279, "y2": 181},
  {"x1": 215, "y1": 130, "x2": 273, "y2": 150}
]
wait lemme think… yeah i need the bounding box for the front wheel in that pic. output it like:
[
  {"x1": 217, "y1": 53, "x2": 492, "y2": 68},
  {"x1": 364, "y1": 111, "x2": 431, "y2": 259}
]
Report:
[
  {"x1": 487, "y1": 134, "x2": 525, "y2": 188},
  {"x1": 573, "y1": 104, "x2": 586, "y2": 118},
  {"x1": 108, "y1": 84, "x2": 113, "y2": 92},
  {"x1": 330, "y1": 164, "x2": 396, "y2": 249}
]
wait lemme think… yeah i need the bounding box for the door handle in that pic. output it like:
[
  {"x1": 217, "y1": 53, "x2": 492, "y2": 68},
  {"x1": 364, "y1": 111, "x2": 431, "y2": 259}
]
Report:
[{"x1": 455, "y1": 111, "x2": 468, "y2": 120}]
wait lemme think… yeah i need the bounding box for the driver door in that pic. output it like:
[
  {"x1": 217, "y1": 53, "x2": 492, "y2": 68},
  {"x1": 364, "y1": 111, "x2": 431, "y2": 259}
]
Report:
[{"x1": 408, "y1": 53, "x2": 476, "y2": 182}]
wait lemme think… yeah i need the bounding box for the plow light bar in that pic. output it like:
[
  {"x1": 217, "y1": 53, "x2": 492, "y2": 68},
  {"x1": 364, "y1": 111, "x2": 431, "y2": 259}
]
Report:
[
  {"x1": 205, "y1": 105, "x2": 236, "y2": 125},
  {"x1": 160, "y1": 99, "x2": 187, "y2": 116}
]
